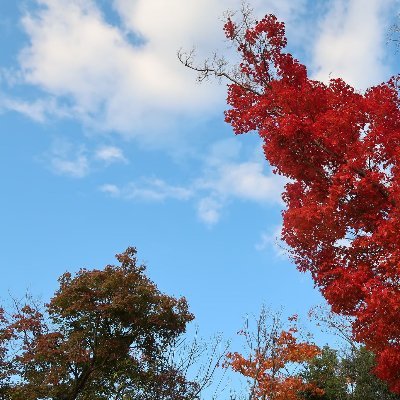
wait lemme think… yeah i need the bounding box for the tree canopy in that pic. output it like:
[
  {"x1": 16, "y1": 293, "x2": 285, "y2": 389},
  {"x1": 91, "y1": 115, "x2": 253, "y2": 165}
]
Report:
[
  {"x1": 0, "y1": 247, "x2": 197, "y2": 400},
  {"x1": 301, "y1": 345, "x2": 400, "y2": 400}
]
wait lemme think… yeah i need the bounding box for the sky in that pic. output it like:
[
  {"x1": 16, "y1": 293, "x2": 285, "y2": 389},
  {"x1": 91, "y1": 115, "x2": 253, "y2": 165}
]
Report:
[{"x1": 1, "y1": 0, "x2": 399, "y2": 363}]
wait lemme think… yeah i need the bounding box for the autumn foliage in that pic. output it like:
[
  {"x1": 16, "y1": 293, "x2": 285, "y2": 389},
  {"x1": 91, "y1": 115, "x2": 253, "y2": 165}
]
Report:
[
  {"x1": 214, "y1": 11, "x2": 400, "y2": 393},
  {"x1": 0, "y1": 248, "x2": 196, "y2": 399},
  {"x1": 224, "y1": 311, "x2": 323, "y2": 400}
]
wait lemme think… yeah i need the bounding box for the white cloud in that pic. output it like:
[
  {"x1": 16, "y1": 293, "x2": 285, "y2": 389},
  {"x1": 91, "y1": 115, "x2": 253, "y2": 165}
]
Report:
[
  {"x1": 194, "y1": 159, "x2": 285, "y2": 225},
  {"x1": 95, "y1": 146, "x2": 127, "y2": 164},
  {"x1": 5, "y1": 0, "x2": 308, "y2": 143},
  {"x1": 16, "y1": 0, "x2": 227, "y2": 140},
  {"x1": 195, "y1": 138, "x2": 285, "y2": 225},
  {"x1": 112, "y1": 0, "x2": 307, "y2": 52},
  {"x1": 312, "y1": 0, "x2": 396, "y2": 89},
  {"x1": 198, "y1": 161, "x2": 284, "y2": 204}
]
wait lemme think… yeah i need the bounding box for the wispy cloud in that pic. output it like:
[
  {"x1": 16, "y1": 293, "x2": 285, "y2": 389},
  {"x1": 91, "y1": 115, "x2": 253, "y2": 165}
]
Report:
[
  {"x1": 0, "y1": 96, "x2": 70, "y2": 122},
  {"x1": 47, "y1": 140, "x2": 90, "y2": 178},
  {"x1": 255, "y1": 224, "x2": 289, "y2": 259},
  {"x1": 95, "y1": 146, "x2": 127, "y2": 164},
  {"x1": 100, "y1": 178, "x2": 193, "y2": 202},
  {"x1": 99, "y1": 183, "x2": 120, "y2": 196},
  {"x1": 197, "y1": 196, "x2": 222, "y2": 225},
  {"x1": 44, "y1": 140, "x2": 129, "y2": 178},
  {"x1": 100, "y1": 139, "x2": 286, "y2": 225},
  {"x1": 51, "y1": 155, "x2": 89, "y2": 178}
]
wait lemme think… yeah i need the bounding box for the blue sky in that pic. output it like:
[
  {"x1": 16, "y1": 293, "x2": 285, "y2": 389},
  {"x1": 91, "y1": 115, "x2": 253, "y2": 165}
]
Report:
[{"x1": 1, "y1": 0, "x2": 399, "y2": 356}]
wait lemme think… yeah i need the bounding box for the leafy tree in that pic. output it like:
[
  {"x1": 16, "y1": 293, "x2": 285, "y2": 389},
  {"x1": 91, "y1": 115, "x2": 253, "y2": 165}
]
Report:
[
  {"x1": 223, "y1": 307, "x2": 323, "y2": 400},
  {"x1": 303, "y1": 305, "x2": 400, "y2": 400},
  {"x1": 300, "y1": 346, "x2": 347, "y2": 400},
  {"x1": 0, "y1": 247, "x2": 199, "y2": 400},
  {"x1": 181, "y1": 5, "x2": 400, "y2": 392},
  {"x1": 301, "y1": 346, "x2": 400, "y2": 400},
  {"x1": 341, "y1": 346, "x2": 400, "y2": 400}
]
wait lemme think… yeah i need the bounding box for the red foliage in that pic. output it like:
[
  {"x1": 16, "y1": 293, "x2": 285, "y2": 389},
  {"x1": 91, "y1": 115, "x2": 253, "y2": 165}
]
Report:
[{"x1": 222, "y1": 13, "x2": 400, "y2": 393}]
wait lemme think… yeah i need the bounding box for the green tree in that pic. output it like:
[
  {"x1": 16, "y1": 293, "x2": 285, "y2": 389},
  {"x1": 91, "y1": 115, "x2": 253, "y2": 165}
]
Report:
[
  {"x1": 341, "y1": 346, "x2": 400, "y2": 400},
  {"x1": 300, "y1": 346, "x2": 348, "y2": 400},
  {"x1": 300, "y1": 346, "x2": 400, "y2": 400}
]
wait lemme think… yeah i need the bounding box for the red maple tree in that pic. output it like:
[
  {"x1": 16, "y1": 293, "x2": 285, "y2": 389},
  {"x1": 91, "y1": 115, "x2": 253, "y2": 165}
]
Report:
[{"x1": 182, "y1": 9, "x2": 400, "y2": 393}]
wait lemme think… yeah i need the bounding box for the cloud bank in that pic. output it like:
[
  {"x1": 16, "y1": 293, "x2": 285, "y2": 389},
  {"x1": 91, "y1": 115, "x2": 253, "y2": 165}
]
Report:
[{"x1": 1, "y1": 0, "x2": 311, "y2": 141}]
